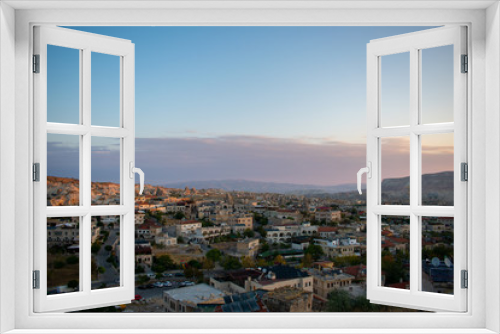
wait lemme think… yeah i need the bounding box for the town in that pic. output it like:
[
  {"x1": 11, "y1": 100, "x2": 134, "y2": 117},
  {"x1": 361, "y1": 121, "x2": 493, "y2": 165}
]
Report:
[{"x1": 46, "y1": 176, "x2": 454, "y2": 313}]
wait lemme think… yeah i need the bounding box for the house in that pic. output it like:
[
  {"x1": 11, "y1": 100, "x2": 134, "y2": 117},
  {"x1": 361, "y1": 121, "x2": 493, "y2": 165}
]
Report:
[
  {"x1": 163, "y1": 284, "x2": 225, "y2": 312},
  {"x1": 315, "y1": 209, "x2": 341, "y2": 222},
  {"x1": 308, "y1": 268, "x2": 354, "y2": 299},
  {"x1": 135, "y1": 245, "x2": 152, "y2": 266},
  {"x1": 262, "y1": 286, "x2": 313, "y2": 312},
  {"x1": 135, "y1": 219, "x2": 162, "y2": 239},
  {"x1": 155, "y1": 233, "x2": 177, "y2": 247},
  {"x1": 245, "y1": 265, "x2": 313, "y2": 293},
  {"x1": 318, "y1": 226, "x2": 338, "y2": 239},
  {"x1": 175, "y1": 220, "x2": 202, "y2": 238}
]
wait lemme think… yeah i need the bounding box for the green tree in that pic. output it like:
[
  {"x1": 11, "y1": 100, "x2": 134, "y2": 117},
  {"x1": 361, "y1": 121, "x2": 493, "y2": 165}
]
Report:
[
  {"x1": 173, "y1": 212, "x2": 185, "y2": 220},
  {"x1": 221, "y1": 256, "x2": 242, "y2": 270},
  {"x1": 241, "y1": 256, "x2": 255, "y2": 268},
  {"x1": 243, "y1": 229, "x2": 255, "y2": 238},
  {"x1": 91, "y1": 242, "x2": 101, "y2": 254},
  {"x1": 202, "y1": 258, "x2": 215, "y2": 271},
  {"x1": 98, "y1": 266, "x2": 106, "y2": 274},
  {"x1": 206, "y1": 248, "x2": 222, "y2": 262},
  {"x1": 274, "y1": 255, "x2": 286, "y2": 265},
  {"x1": 152, "y1": 254, "x2": 176, "y2": 273},
  {"x1": 305, "y1": 244, "x2": 324, "y2": 261},
  {"x1": 136, "y1": 275, "x2": 149, "y2": 285},
  {"x1": 66, "y1": 255, "x2": 79, "y2": 265},
  {"x1": 105, "y1": 245, "x2": 113, "y2": 252},
  {"x1": 260, "y1": 242, "x2": 270, "y2": 252},
  {"x1": 301, "y1": 253, "x2": 314, "y2": 268},
  {"x1": 187, "y1": 259, "x2": 202, "y2": 269},
  {"x1": 256, "y1": 226, "x2": 267, "y2": 238},
  {"x1": 177, "y1": 236, "x2": 185, "y2": 244},
  {"x1": 325, "y1": 289, "x2": 354, "y2": 312}
]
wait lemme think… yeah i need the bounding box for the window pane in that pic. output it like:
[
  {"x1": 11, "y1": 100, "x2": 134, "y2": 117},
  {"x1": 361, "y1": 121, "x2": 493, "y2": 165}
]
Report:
[
  {"x1": 92, "y1": 216, "x2": 121, "y2": 290},
  {"x1": 421, "y1": 216, "x2": 454, "y2": 294},
  {"x1": 381, "y1": 215, "x2": 410, "y2": 290},
  {"x1": 421, "y1": 45, "x2": 454, "y2": 124},
  {"x1": 47, "y1": 217, "x2": 80, "y2": 295},
  {"x1": 421, "y1": 133, "x2": 454, "y2": 206},
  {"x1": 380, "y1": 52, "x2": 410, "y2": 128},
  {"x1": 92, "y1": 52, "x2": 121, "y2": 127},
  {"x1": 91, "y1": 137, "x2": 121, "y2": 205},
  {"x1": 47, "y1": 134, "x2": 80, "y2": 206},
  {"x1": 381, "y1": 137, "x2": 410, "y2": 205},
  {"x1": 47, "y1": 45, "x2": 80, "y2": 124}
]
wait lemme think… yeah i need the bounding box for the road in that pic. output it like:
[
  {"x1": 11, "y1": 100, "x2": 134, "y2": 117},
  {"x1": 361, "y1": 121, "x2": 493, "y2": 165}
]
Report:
[{"x1": 92, "y1": 227, "x2": 120, "y2": 289}]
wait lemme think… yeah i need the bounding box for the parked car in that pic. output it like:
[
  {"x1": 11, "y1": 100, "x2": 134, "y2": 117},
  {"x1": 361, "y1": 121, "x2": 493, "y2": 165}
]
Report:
[
  {"x1": 162, "y1": 281, "x2": 172, "y2": 287},
  {"x1": 162, "y1": 273, "x2": 173, "y2": 277},
  {"x1": 183, "y1": 281, "x2": 195, "y2": 287},
  {"x1": 133, "y1": 294, "x2": 144, "y2": 301},
  {"x1": 147, "y1": 273, "x2": 156, "y2": 279},
  {"x1": 152, "y1": 282, "x2": 163, "y2": 288},
  {"x1": 174, "y1": 273, "x2": 185, "y2": 277}
]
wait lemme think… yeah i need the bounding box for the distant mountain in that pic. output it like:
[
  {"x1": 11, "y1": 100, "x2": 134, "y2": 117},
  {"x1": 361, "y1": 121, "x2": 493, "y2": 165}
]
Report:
[
  {"x1": 163, "y1": 179, "x2": 358, "y2": 195},
  {"x1": 381, "y1": 171, "x2": 453, "y2": 205}
]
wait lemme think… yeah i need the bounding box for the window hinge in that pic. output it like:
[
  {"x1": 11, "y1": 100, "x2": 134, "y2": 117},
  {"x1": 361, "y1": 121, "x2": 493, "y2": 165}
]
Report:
[
  {"x1": 461, "y1": 270, "x2": 468, "y2": 289},
  {"x1": 33, "y1": 163, "x2": 40, "y2": 182},
  {"x1": 461, "y1": 54, "x2": 468, "y2": 73},
  {"x1": 33, "y1": 270, "x2": 40, "y2": 289},
  {"x1": 33, "y1": 54, "x2": 40, "y2": 73},
  {"x1": 461, "y1": 162, "x2": 468, "y2": 181}
]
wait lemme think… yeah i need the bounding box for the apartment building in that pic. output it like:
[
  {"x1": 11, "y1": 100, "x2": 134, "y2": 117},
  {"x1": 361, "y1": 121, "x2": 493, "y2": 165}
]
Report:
[{"x1": 308, "y1": 268, "x2": 355, "y2": 299}]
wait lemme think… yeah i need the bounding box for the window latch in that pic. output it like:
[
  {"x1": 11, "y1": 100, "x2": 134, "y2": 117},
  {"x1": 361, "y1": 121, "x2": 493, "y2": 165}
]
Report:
[{"x1": 357, "y1": 162, "x2": 371, "y2": 195}]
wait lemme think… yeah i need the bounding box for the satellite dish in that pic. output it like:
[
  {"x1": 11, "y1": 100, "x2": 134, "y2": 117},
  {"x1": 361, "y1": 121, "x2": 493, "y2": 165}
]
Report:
[
  {"x1": 444, "y1": 256, "x2": 452, "y2": 268},
  {"x1": 431, "y1": 257, "x2": 440, "y2": 267}
]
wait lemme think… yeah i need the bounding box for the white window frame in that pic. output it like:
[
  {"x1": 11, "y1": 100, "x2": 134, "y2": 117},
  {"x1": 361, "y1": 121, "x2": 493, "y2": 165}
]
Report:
[
  {"x1": 33, "y1": 26, "x2": 136, "y2": 312},
  {"x1": 1, "y1": 1, "x2": 499, "y2": 333},
  {"x1": 365, "y1": 26, "x2": 468, "y2": 312}
]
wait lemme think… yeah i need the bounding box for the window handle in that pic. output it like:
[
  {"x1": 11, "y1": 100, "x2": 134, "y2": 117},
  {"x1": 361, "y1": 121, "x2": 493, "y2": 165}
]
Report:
[
  {"x1": 129, "y1": 162, "x2": 145, "y2": 195},
  {"x1": 357, "y1": 162, "x2": 371, "y2": 195}
]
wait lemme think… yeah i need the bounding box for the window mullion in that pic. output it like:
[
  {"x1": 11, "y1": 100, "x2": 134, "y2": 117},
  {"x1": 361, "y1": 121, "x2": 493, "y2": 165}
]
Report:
[
  {"x1": 82, "y1": 48, "x2": 92, "y2": 294},
  {"x1": 409, "y1": 47, "x2": 420, "y2": 294}
]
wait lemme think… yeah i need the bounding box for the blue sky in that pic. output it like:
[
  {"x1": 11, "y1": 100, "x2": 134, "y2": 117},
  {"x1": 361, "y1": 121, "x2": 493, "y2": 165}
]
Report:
[{"x1": 47, "y1": 26, "x2": 454, "y2": 186}]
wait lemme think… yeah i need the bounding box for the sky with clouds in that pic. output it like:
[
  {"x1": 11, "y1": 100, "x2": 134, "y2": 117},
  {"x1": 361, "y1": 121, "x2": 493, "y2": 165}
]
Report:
[{"x1": 47, "y1": 26, "x2": 454, "y2": 186}]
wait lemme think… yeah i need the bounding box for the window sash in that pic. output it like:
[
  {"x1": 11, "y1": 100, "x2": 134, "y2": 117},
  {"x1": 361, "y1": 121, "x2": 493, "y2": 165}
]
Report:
[
  {"x1": 33, "y1": 25, "x2": 136, "y2": 313},
  {"x1": 366, "y1": 26, "x2": 468, "y2": 312}
]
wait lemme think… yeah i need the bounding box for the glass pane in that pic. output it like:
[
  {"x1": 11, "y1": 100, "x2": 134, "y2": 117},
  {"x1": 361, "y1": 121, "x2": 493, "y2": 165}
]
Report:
[
  {"x1": 381, "y1": 137, "x2": 410, "y2": 205},
  {"x1": 47, "y1": 217, "x2": 80, "y2": 295},
  {"x1": 92, "y1": 52, "x2": 121, "y2": 127},
  {"x1": 421, "y1": 133, "x2": 454, "y2": 206},
  {"x1": 381, "y1": 215, "x2": 410, "y2": 290},
  {"x1": 92, "y1": 216, "x2": 121, "y2": 290},
  {"x1": 421, "y1": 45, "x2": 454, "y2": 124},
  {"x1": 91, "y1": 137, "x2": 121, "y2": 205},
  {"x1": 380, "y1": 52, "x2": 410, "y2": 128},
  {"x1": 47, "y1": 134, "x2": 80, "y2": 206},
  {"x1": 421, "y1": 216, "x2": 454, "y2": 294},
  {"x1": 47, "y1": 45, "x2": 80, "y2": 124}
]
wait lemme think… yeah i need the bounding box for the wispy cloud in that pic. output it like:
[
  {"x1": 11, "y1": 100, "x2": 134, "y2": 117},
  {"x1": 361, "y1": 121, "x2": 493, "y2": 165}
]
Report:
[{"x1": 46, "y1": 135, "x2": 453, "y2": 186}]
